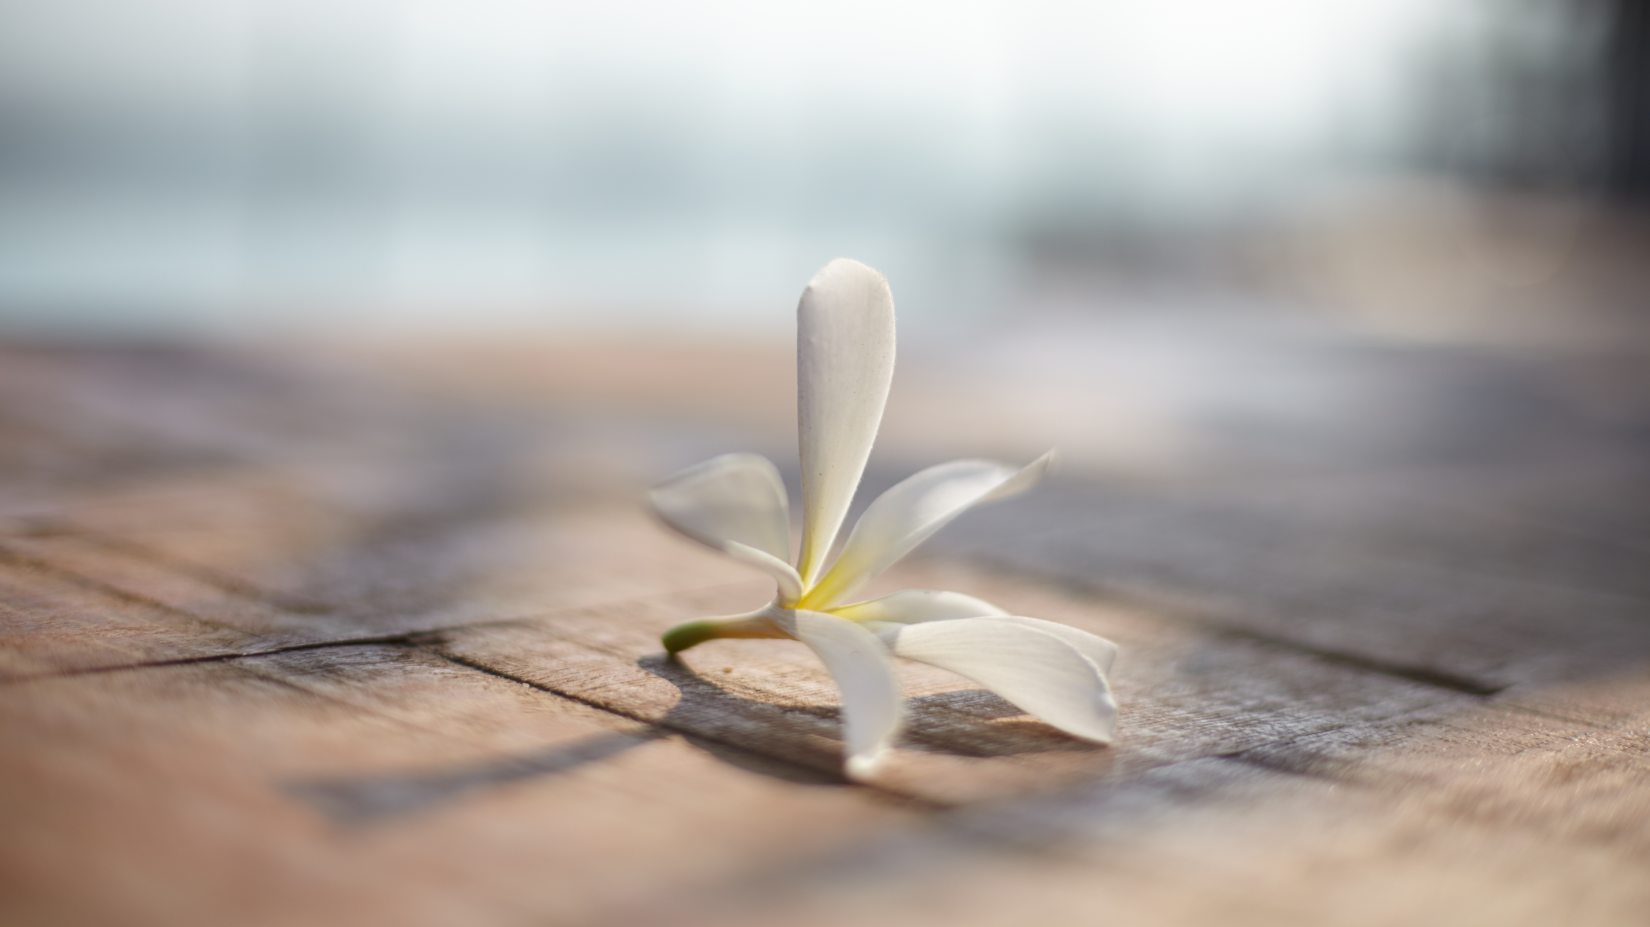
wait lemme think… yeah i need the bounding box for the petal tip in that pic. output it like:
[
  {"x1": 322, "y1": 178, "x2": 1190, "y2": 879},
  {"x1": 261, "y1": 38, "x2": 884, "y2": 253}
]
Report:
[
  {"x1": 810, "y1": 257, "x2": 888, "y2": 289},
  {"x1": 1072, "y1": 698, "x2": 1119, "y2": 745},
  {"x1": 845, "y1": 751, "x2": 887, "y2": 781},
  {"x1": 1053, "y1": 716, "x2": 1116, "y2": 746}
]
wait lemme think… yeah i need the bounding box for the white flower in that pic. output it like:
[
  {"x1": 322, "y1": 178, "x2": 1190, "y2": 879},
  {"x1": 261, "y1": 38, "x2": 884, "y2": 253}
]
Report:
[{"x1": 649, "y1": 258, "x2": 1118, "y2": 780}]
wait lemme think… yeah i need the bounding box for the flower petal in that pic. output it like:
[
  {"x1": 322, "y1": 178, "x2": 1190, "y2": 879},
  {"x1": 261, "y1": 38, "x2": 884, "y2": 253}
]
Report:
[
  {"x1": 981, "y1": 448, "x2": 1056, "y2": 502},
  {"x1": 721, "y1": 545, "x2": 805, "y2": 604},
  {"x1": 829, "y1": 589, "x2": 1008, "y2": 624},
  {"x1": 796, "y1": 258, "x2": 897, "y2": 587},
  {"x1": 772, "y1": 608, "x2": 905, "y2": 780},
  {"x1": 879, "y1": 617, "x2": 1116, "y2": 743},
  {"x1": 985, "y1": 616, "x2": 1118, "y2": 676},
  {"x1": 649, "y1": 453, "x2": 803, "y2": 602},
  {"x1": 802, "y1": 452, "x2": 1052, "y2": 608}
]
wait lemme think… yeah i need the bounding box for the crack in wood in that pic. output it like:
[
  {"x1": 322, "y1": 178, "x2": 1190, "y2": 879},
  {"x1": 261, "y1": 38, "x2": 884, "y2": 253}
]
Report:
[
  {"x1": 1204, "y1": 627, "x2": 1507, "y2": 696},
  {"x1": 0, "y1": 575, "x2": 756, "y2": 685},
  {"x1": 0, "y1": 631, "x2": 444, "y2": 684}
]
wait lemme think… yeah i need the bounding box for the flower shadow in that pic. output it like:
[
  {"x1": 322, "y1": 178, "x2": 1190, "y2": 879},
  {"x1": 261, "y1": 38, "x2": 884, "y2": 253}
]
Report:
[
  {"x1": 637, "y1": 654, "x2": 1110, "y2": 773},
  {"x1": 283, "y1": 730, "x2": 660, "y2": 826},
  {"x1": 900, "y1": 690, "x2": 1112, "y2": 760},
  {"x1": 636, "y1": 653, "x2": 853, "y2": 785}
]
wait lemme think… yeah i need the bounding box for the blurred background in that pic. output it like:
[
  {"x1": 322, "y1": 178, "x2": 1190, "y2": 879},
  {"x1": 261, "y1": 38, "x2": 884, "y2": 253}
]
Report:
[
  {"x1": 1, "y1": 0, "x2": 1644, "y2": 342},
  {"x1": 2, "y1": 0, "x2": 1649, "y2": 486}
]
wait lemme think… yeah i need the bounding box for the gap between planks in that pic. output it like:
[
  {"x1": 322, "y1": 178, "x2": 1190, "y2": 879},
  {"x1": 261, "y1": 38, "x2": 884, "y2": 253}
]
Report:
[
  {"x1": 3, "y1": 516, "x2": 1614, "y2": 810},
  {"x1": 0, "y1": 601, "x2": 1598, "y2": 815},
  {"x1": 2, "y1": 516, "x2": 1511, "y2": 699}
]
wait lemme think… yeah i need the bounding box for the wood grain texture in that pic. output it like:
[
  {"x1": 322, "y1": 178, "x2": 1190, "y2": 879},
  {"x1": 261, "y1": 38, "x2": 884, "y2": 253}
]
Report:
[
  {"x1": 433, "y1": 562, "x2": 1473, "y2": 803},
  {"x1": 1, "y1": 336, "x2": 1646, "y2": 926},
  {"x1": 0, "y1": 649, "x2": 919, "y2": 927},
  {"x1": 932, "y1": 467, "x2": 1650, "y2": 692}
]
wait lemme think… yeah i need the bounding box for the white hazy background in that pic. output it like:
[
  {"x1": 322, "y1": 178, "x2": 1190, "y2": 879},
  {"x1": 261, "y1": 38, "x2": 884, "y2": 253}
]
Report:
[{"x1": 0, "y1": 0, "x2": 1605, "y2": 336}]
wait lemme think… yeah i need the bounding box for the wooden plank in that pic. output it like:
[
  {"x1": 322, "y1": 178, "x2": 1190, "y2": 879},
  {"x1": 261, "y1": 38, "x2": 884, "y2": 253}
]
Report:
[
  {"x1": 0, "y1": 554, "x2": 263, "y2": 679},
  {"x1": 0, "y1": 344, "x2": 421, "y2": 515},
  {"x1": 0, "y1": 530, "x2": 325, "y2": 643},
  {"x1": 1497, "y1": 667, "x2": 1650, "y2": 731},
  {"x1": 645, "y1": 701, "x2": 1650, "y2": 927},
  {"x1": 1, "y1": 503, "x2": 767, "y2": 652},
  {"x1": 10, "y1": 471, "x2": 373, "y2": 610},
  {"x1": 932, "y1": 466, "x2": 1650, "y2": 693},
  {"x1": 4, "y1": 337, "x2": 1648, "y2": 926},
  {"x1": 0, "y1": 357, "x2": 779, "y2": 660},
  {"x1": 0, "y1": 645, "x2": 921, "y2": 927},
  {"x1": 436, "y1": 561, "x2": 1473, "y2": 804}
]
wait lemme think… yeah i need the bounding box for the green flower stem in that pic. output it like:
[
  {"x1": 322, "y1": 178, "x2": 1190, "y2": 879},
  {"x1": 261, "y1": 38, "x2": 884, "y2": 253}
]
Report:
[{"x1": 661, "y1": 613, "x2": 788, "y2": 654}]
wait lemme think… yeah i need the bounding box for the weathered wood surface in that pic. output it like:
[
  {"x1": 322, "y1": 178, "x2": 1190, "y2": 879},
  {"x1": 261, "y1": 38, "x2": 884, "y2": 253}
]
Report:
[{"x1": 1, "y1": 328, "x2": 1647, "y2": 926}]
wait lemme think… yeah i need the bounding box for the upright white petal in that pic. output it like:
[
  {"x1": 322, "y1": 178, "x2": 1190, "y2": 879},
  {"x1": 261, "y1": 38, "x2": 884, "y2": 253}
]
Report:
[
  {"x1": 879, "y1": 617, "x2": 1116, "y2": 743},
  {"x1": 796, "y1": 258, "x2": 896, "y2": 587},
  {"x1": 802, "y1": 452, "x2": 1052, "y2": 608},
  {"x1": 649, "y1": 453, "x2": 803, "y2": 602},
  {"x1": 829, "y1": 589, "x2": 1008, "y2": 624},
  {"x1": 773, "y1": 608, "x2": 905, "y2": 779}
]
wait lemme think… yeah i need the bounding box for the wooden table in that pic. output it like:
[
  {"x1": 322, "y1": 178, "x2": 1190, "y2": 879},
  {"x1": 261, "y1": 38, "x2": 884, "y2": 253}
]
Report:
[{"x1": 2, "y1": 318, "x2": 1647, "y2": 926}]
